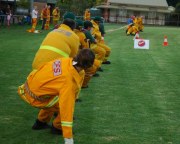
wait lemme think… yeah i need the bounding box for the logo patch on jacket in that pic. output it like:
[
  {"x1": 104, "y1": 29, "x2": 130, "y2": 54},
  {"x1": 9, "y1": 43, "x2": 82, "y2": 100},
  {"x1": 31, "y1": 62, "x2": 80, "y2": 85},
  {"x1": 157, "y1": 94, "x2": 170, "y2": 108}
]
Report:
[{"x1": 53, "y1": 60, "x2": 61, "y2": 76}]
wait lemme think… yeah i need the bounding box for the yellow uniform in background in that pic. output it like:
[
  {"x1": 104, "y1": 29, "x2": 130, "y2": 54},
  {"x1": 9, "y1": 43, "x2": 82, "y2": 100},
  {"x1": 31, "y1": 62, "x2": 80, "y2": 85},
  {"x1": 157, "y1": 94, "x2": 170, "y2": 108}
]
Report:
[
  {"x1": 74, "y1": 28, "x2": 101, "y2": 87},
  {"x1": 27, "y1": 6, "x2": 38, "y2": 33},
  {"x1": 91, "y1": 19, "x2": 111, "y2": 62},
  {"x1": 40, "y1": 8, "x2": 45, "y2": 21},
  {"x1": 41, "y1": 5, "x2": 48, "y2": 30},
  {"x1": 32, "y1": 24, "x2": 80, "y2": 69},
  {"x1": 126, "y1": 16, "x2": 139, "y2": 35},
  {"x1": 137, "y1": 17, "x2": 144, "y2": 31},
  {"x1": 84, "y1": 9, "x2": 91, "y2": 21},
  {"x1": 74, "y1": 29, "x2": 89, "y2": 49},
  {"x1": 83, "y1": 21, "x2": 106, "y2": 63},
  {"x1": 133, "y1": 17, "x2": 139, "y2": 32},
  {"x1": 52, "y1": 7, "x2": 60, "y2": 26},
  {"x1": 18, "y1": 58, "x2": 84, "y2": 139},
  {"x1": 45, "y1": 6, "x2": 50, "y2": 30}
]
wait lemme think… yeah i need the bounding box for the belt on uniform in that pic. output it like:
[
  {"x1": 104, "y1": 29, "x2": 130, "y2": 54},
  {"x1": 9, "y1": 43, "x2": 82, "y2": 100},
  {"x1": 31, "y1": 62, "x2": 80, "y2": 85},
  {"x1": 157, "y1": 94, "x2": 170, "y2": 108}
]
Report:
[{"x1": 24, "y1": 82, "x2": 49, "y2": 102}]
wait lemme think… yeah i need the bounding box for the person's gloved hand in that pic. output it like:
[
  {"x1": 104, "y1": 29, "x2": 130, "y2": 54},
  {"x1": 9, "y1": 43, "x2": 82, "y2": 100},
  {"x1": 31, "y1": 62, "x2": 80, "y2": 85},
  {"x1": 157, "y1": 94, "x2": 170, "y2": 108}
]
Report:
[{"x1": 64, "y1": 138, "x2": 74, "y2": 144}]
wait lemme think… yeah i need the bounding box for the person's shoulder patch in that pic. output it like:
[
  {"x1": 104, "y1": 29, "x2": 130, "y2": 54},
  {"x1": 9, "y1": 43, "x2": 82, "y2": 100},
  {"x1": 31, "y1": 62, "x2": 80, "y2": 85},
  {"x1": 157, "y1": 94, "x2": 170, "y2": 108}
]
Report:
[{"x1": 53, "y1": 60, "x2": 61, "y2": 76}]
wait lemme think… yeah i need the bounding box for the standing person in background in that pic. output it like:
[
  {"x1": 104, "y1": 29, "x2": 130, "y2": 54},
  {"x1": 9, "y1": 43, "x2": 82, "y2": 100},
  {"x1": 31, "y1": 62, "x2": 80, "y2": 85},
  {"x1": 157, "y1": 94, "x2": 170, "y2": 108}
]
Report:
[
  {"x1": 41, "y1": 4, "x2": 48, "y2": 30},
  {"x1": 27, "y1": 6, "x2": 38, "y2": 33},
  {"x1": 45, "y1": 5, "x2": 51, "y2": 30},
  {"x1": 84, "y1": 9, "x2": 91, "y2": 21},
  {"x1": 52, "y1": 7, "x2": 60, "y2": 27},
  {"x1": 6, "y1": 5, "x2": 12, "y2": 28}
]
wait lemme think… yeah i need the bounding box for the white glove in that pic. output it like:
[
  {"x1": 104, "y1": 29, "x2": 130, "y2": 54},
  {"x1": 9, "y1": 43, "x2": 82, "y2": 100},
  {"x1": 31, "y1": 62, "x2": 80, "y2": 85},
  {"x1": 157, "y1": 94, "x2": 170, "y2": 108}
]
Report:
[{"x1": 64, "y1": 138, "x2": 74, "y2": 144}]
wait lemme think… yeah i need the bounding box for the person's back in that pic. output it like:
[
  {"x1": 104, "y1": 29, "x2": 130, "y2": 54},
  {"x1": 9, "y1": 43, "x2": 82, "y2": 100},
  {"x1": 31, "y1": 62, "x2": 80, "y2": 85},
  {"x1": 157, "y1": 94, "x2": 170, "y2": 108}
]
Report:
[
  {"x1": 74, "y1": 19, "x2": 89, "y2": 49},
  {"x1": 32, "y1": 23, "x2": 79, "y2": 69},
  {"x1": 29, "y1": 58, "x2": 82, "y2": 97}
]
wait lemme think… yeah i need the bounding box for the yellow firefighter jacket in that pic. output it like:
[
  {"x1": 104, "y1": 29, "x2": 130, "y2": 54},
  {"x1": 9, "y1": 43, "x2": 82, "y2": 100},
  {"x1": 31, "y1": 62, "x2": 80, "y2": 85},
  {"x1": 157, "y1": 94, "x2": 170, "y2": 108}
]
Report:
[
  {"x1": 84, "y1": 10, "x2": 91, "y2": 21},
  {"x1": 18, "y1": 58, "x2": 85, "y2": 138},
  {"x1": 41, "y1": 8, "x2": 48, "y2": 20},
  {"x1": 52, "y1": 8, "x2": 60, "y2": 21},
  {"x1": 74, "y1": 29, "x2": 89, "y2": 48},
  {"x1": 91, "y1": 20, "x2": 102, "y2": 42},
  {"x1": 46, "y1": 8, "x2": 50, "y2": 21},
  {"x1": 32, "y1": 24, "x2": 80, "y2": 69}
]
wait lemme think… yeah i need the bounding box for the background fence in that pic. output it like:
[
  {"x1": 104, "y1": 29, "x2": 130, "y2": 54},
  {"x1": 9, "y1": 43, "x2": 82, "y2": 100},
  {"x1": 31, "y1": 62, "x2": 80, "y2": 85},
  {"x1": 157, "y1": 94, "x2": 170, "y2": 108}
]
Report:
[
  {"x1": 0, "y1": 13, "x2": 180, "y2": 26},
  {"x1": 106, "y1": 13, "x2": 180, "y2": 26}
]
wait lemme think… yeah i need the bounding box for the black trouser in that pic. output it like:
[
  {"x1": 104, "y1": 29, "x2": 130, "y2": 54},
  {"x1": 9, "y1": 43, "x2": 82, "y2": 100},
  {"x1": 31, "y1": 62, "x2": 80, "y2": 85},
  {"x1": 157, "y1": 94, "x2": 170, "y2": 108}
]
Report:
[{"x1": 41, "y1": 18, "x2": 47, "y2": 30}]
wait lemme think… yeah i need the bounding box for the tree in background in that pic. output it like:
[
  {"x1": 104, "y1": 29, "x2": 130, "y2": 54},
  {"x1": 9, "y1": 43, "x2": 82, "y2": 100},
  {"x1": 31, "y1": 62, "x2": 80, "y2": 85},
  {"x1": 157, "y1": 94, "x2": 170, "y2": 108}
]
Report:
[
  {"x1": 16, "y1": 0, "x2": 29, "y2": 9},
  {"x1": 57, "y1": 0, "x2": 104, "y2": 16},
  {"x1": 175, "y1": 2, "x2": 180, "y2": 13},
  {"x1": 166, "y1": 0, "x2": 180, "y2": 7},
  {"x1": 166, "y1": 0, "x2": 180, "y2": 13}
]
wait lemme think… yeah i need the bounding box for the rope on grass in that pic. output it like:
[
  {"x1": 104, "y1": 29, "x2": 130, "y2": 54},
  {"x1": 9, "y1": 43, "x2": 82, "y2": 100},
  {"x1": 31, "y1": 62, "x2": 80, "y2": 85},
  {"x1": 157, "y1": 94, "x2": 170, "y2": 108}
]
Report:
[{"x1": 106, "y1": 23, "x2": 133, "y2": 33}]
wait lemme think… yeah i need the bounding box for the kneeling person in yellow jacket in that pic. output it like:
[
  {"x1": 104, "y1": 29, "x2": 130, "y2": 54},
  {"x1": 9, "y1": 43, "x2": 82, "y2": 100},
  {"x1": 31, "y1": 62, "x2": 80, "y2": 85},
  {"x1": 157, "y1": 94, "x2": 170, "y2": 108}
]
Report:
[
  {"x1": 91, "y1": 16, "x2": 111, "y2": 64},
  {"x1": 83, "y1": 20, "x2": 106, "y2": 63},
  {"x1": 18, "y1": 49, "x2": 95, "y2": 144},
  {"x1": 74, "y1": 19, "x2": 101, "y2": 88}
]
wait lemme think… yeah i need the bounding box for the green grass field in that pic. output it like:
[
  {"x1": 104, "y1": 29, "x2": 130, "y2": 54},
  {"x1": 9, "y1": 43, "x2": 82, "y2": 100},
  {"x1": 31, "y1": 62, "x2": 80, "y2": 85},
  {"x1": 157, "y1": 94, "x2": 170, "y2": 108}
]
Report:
[{"x1": 0, "y1": 24, "x2": 179, "y2": 144}]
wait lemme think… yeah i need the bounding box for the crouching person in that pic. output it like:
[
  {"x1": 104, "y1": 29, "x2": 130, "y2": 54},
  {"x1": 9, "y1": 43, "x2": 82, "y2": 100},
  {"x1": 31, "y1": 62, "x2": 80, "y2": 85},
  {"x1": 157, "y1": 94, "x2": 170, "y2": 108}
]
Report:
[{"x1": 17, "y1": 49, "x2": 95, "y2": 144}]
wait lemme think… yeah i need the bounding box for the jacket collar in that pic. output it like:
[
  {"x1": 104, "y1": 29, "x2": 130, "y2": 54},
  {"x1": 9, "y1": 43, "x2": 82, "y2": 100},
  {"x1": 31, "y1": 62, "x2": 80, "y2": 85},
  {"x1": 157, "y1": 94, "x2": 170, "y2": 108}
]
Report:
[{"x1": 59, "y1": 24, "x2": 72, "y2": 31}]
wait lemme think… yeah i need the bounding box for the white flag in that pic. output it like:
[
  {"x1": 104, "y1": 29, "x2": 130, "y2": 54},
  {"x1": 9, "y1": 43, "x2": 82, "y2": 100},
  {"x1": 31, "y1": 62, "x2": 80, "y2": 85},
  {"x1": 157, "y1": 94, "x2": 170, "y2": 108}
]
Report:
[{"x1": 134, "y1": 39, "x2": 149, "y2": 49}]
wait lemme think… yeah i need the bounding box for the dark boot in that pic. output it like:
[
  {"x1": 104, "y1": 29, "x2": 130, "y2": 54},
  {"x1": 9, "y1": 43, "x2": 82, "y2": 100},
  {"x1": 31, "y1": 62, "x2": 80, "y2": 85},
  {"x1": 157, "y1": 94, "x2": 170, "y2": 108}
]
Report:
[
  {"x1": 97, "y1": 67, "x2": 103, "y2": 72},
  {"x1": 93, "y1": 73, "x2": 100, "y2": 77},
  {"x1": 51, "y1": 124, "x2": 62, "y2": 135},
  {"x1": 81, "y1": 85, "x2": 88, "y2": 89},
  {"x1": 102, "y1": 61, "x2": 111, "y2": 64},
  {"x1": 76, "y1": 98, "x2": 82, "y2": 102},
  {"x1": 32, "y1": 119, "x2": 50, "y2": 130}
]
